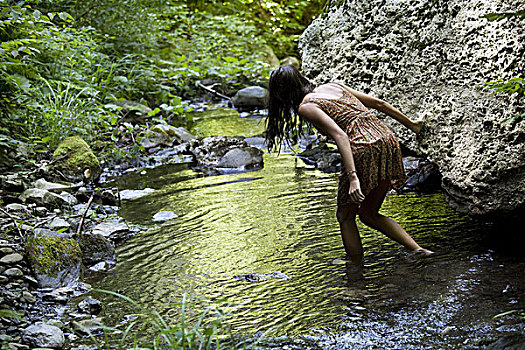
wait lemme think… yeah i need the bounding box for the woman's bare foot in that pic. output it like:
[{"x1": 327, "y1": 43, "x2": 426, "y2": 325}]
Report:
[{"x1": 412, "y1": 247, "x2": 434, "y2": 256}]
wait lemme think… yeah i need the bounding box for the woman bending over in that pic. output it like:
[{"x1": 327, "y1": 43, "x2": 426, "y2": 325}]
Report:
[{"x1": 265, "y1": 65, "x2": 433, "y2": 265}]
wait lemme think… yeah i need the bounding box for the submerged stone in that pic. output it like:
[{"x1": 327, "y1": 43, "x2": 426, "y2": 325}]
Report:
[{"x1": 152, "y1": 211, "x2": 178, "y2": 222}]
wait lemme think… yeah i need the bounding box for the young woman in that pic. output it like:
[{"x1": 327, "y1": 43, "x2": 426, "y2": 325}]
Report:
[{"x1": 266, "y1": 65, "x2": 433, "y2": 265}]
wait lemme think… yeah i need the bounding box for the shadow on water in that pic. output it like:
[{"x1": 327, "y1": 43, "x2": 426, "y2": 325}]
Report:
[{"x1": 92, "y1": 152, "x2": 524, "y2": 349}]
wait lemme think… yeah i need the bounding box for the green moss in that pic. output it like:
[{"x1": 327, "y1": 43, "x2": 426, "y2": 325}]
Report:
[
  {"x1": 26, "y1": 235, "x2": 82, "y2": 277},
  {"x1": 53, "y1": 136, "x2": 101, "y2": 179}
]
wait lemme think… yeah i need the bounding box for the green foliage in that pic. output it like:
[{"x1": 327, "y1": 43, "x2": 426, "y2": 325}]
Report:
[
  {"x1": 74, "y1": 289, "x2": 265, "y2": 349},
  {"x1": 479, "y1": 10, "x2": 524, "y2": 123},
  {"x1": 0, "y1": 0, "x2": 326, "y2": 166}
]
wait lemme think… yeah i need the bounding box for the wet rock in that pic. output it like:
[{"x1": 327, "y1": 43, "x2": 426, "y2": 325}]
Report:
[
  {"x1": 192, "y1": 136, "x2": 264, "y2": 173},
  {"x1": 77, "y1": 297, "x2": 102, "y2": 315},
  {"x1": 485, "y1": 332, "x2": 525, "y2": 350},
  {"x1": 7, "y1": 343, "x2": 30, "y2": 350},
  {"x1": 22, "y1": 322, "x2": 64, "y2": 349},
  {"x1": 48, "y1": 218, "x2": 71, "y2": 232},
  {"x1": 234, "y1": 271, "x2": 291, "y2": 282},
  {"x1": 0, "y1": 175, "x2": 25, "y2": 192},
  {"x1": 297, "y1": 143, "x2": 341, "y2": 173},
  {"x1": 399, "y1": 157, "x2": 441, "y2": 192},
  {"x1": 88, "y1": 261, "x2": 114, "y2": 272},
  {"x1": 20, "y1": 291, "x2": 36, "y2": 303},
  {"x1": 78, "y1": 233, "x2": 115, "y2": 266},
  {"x1": 232, "y1": 86, "x2": 268, "y2": 110},
  {"x1": 3, "y1": 267, "x2": 23, "y2": 277},
  {"x1": 52, "y1": 136, "x2": 101, "y2": 182},
  {"x1": 0, "y1": 253, "x2": 24, "y2": 265},
  {"x1": 33, "y1": 178, "x2": 77, "y2": 193},
  {"x1": 19, "y1": 188, "x2": 69, "y2": 209},
  {"x1": 59, "y1": 191, "x2": 78, "y2": 206},
  {"x1": 152, "y1": 211, "x2": 178, "y2": 222},
  {"x1": 33, "y1": 206, "x2": 48, "y2": 217},
  {"x1": 91, "y1": 222, "x2": 132, "y2": 242},
  {"x1": 100, "y1": 189, "x2": 118, "y2": 206},
  {"x1": 5, "y1": 203, "x2": 28, "y2": 213},
  {"x1": 217, "y1": 148, "x2": 263, "y2": 169},
  {"x1": 119, "y1": 188, "x2": 155, "y2": 200},
  {"x1": 25, "y1": 231, "x2": 82, "y2": 288}
]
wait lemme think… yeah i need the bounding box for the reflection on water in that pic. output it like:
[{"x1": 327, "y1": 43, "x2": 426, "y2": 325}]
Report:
[{"x1": 94, "y1": 153, "x2": 524, "y2": 349}]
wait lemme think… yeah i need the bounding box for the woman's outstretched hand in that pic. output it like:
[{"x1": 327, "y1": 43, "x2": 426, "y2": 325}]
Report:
[
  {"x1": 411, "y1": 120, "x2": 424, "y2": 134},
  {"x1": 349, "y1": 176, "x2": 365, "y2": 203}
]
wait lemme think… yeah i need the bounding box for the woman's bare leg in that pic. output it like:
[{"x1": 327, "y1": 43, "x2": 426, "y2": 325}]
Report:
[
  {"x1": 358, "y1": 180, "x2": 432, "y2": 254},
  {"x1": 336, "y1": 204, "x2": 364, "y2": 264}
]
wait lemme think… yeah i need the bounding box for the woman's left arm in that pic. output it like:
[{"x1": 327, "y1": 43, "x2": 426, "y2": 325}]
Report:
[{"x1": 345, "y1": 87, "x2": 423, "y2": 134}]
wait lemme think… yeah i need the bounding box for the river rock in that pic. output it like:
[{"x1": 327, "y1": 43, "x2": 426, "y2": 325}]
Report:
[
  {"x1": 91, "y1": 222, "x2": 132, "y2": 242},
  {"x1": 3, "y1": 267, "x2": 23, "y2": 277},
  {"x1": 25, "y1": 231, "x2": 82, "y2": 288},
  {"x1": 297, "y1": 143, "x2": 341, "y2": 173},
  {"x1": 232, "y1": 86, "x2": 268, "y2": 109},
  {"x1": 48, "y1": 217, "x2": 71, "y2": 232},
  {"x1": 22, "y1": 322, "x2": 64, "y2": 349},
  {"x1": 0, "y1": 175, "x2": 25, "y2": 192},
  {"x1": 19, "y1": 188, "x2": 69, "y2": 209},
  {"x1": 77, "y1": 297, "x2": 102, "y2": 315},
  {"x1": 78, "y1": 233, "x2": 115, "y2": 266},
  {"x1": 33, "y1": 178, "x2": 78, "y2": 193},
  {"x1": 152, "y1": 211, "x2": 178, "y2": 222},
  {"x1": 52, "y1": 136, "x2": 101, "y2": 182},
  {"x1": 299, "y1": 0, "x2": 524, "y2": 218},
  {"x1": 0, "y1": 253, "x2": 24, "y2": 265},
  {"x1": 217, "y1": 148, "x2": 264, "y2": 169},
  {"x1": 192, "y1": 136, "x2": 264, "y2": 173},
  {"x1": 485, "y1": 332, "x2": 525, "y2": 350},
  {"x1": 5, "y1": 203, "x2": 28, "y2": 213}
]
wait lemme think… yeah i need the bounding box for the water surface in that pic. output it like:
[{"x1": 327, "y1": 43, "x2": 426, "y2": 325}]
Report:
[{"x1": 90, "y1": 106, "x2": 524, "y2": 349}]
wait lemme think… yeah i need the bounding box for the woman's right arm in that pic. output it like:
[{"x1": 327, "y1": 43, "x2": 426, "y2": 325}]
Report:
[
  {"x1": 346, "y1": 87, "x2": 423, "y2": 134},
  {"x1": 298, "y1": 103, "x2": 365, "y2": 204}
]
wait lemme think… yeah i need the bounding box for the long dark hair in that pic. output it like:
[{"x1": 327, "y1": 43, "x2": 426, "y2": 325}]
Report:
[{"x1": 265, "y1": 65, "x2": 315, "y2": 151}]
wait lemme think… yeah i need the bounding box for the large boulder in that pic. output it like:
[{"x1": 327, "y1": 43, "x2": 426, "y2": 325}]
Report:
[
  {"x1": 52, "y1": 136, "x2": 101, "y2": 182},
  {"x1": 299, "y1": 0, "x2": 524, "y2": 217}
]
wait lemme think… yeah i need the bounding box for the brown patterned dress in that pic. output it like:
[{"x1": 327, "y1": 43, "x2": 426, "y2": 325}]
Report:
[{"x1": 301, "y1": 84, "x2": 406, "y2": 205}]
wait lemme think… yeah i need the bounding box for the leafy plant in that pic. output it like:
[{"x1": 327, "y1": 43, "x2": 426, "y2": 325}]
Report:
[{"x1": 479, "y1": 10, "x2": 524, "y2": 122}]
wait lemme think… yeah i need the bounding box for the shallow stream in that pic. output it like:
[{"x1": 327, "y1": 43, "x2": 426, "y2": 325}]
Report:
[{"x1": 89, "y1": 105, "x2": 524, "y2": 349}]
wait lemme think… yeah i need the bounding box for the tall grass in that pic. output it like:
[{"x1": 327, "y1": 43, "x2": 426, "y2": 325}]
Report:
[{"x1": 72, "y1": 289, "x2": 268, "y2": 350}]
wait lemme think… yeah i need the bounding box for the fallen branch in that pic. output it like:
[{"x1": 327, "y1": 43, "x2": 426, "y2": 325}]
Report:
[
  {"x1": 76, "y1": 194, "x2": 94, "y2": 237},
  {"x1": 197, "y1": 83, "x2": 232, "y2": 101},
  {"x1": 0, "y1": 207, "x2": 24, "y2": 239}
]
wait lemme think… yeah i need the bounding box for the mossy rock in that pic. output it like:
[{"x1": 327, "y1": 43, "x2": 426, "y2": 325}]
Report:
[
  {"x1": 53, "y1": 136, "x2": 101, "y2": 182},
  {"x1": 25, "y1": 232, "x2": 82, "y2": 288}
]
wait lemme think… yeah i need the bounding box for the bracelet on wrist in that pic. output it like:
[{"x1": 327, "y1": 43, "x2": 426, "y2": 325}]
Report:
[{"x1": 345, "y1": 170, "x2": 357, "y2": 177}]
